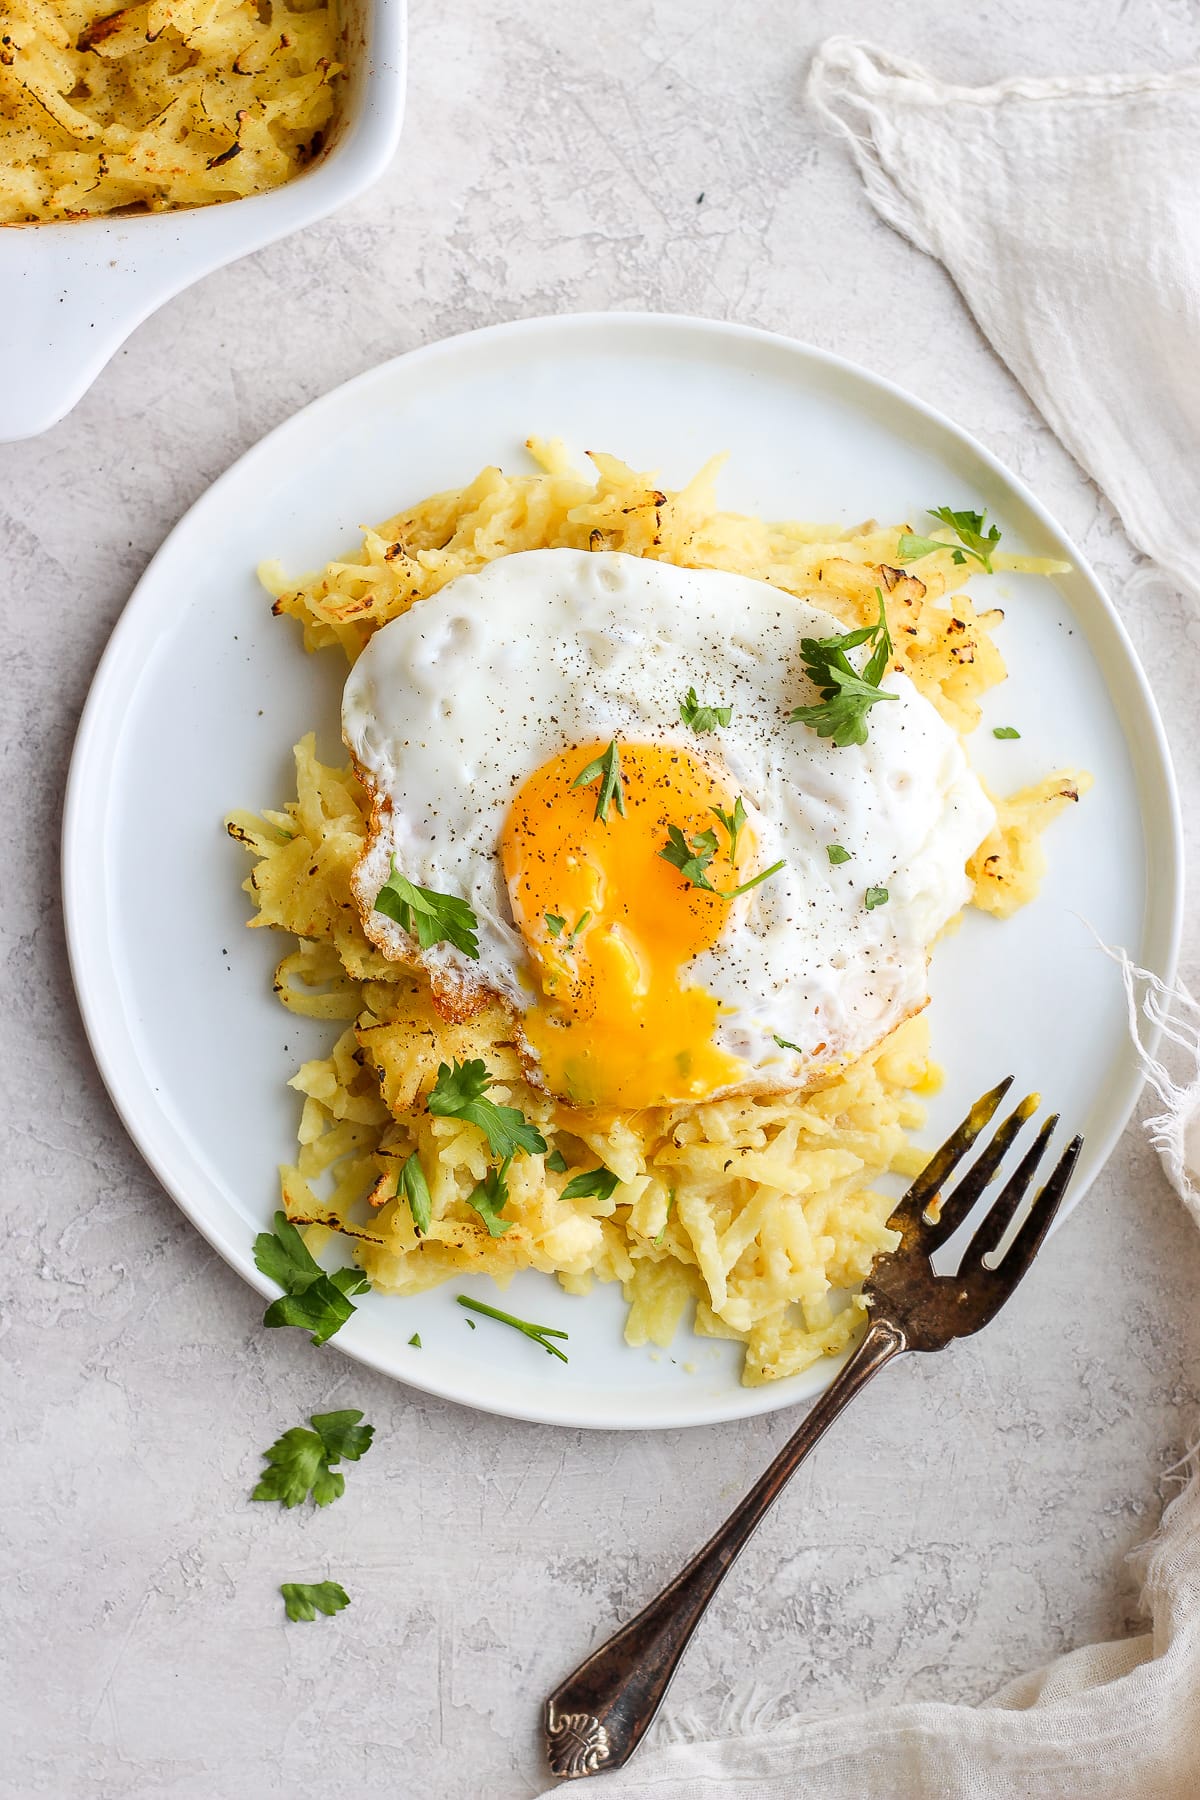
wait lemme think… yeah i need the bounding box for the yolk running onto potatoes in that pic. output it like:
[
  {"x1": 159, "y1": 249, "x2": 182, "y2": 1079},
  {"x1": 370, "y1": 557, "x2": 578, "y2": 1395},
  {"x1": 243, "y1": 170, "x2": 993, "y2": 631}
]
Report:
[{"x1": 499, "y1": 740, "x2": 753, "y2": 1107}]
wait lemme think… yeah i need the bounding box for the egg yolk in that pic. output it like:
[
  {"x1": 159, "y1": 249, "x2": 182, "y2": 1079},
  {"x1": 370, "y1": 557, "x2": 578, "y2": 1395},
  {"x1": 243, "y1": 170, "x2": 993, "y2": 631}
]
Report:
[{"x1": 499, "y1": 740, "x2": 754, "y2": 1108}]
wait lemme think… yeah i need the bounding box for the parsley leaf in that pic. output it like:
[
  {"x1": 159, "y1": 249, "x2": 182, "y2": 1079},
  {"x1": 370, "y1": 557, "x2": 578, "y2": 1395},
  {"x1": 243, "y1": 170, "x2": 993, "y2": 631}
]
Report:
[
  {"x1": 398, "y1": 1151, "x2": 432, "y2": 1234},
  {"x1": 572, "y1": 740, "x2": 626, "y2": 822},
  {"x1": 993, "y1": 725, "x2": 1021, "y2": 740},
  {"x1": 408, "y1": 1332, "x2": 422, "y2": 1347},
  {"x1": 456, "y1": 1294, "x2": 569, "y2": 1362},
  {"x1": 711, "y1": 795, "x2": 747, "y2": 864},
  {"x1": 561, "y1": 1165, "x2": 620, "y2": 1202},
  {"x1": 545, "y1": 912, "x2": 565, "y2": 938},
  {"x1": 546, "y1": 1148, "x2": 568, "y2": 1174},
  {"x1": 654, "y1": 1192, "x2": 676, "y2": 1246},
  {"x1": 773, "y1": 1033, "x2": 803, "y2": 1053},
  {"x1": 253, "y1": 1409, "x2": 374, "y2": 1510},
  {"x1": 659, "y1": 823, "x2": 784, "y2": 902},
  {"x1": 374, "y1": 861, "x2": 480, "y2": 959},
  {"x1": 280, "y1": 1580, "x2": 350, "y2": 1623},
  {"x1": 679, "y1": 687, "x2": 733, "y2": 732},
  {"x1": 253, "y1": 1211, "x2": 322, "y2": 1293},
  {"x1": 253, "y1": 1212, "x2": 370, "y2": 1346},
  {"x1": 466, "y1": 1157, "x2": 513, "y2": 1236},
  {"x1": 789, "y1": 588, "x2": 897, "y2": 748},
  {"x1": 427, "y1": 1059, "x2": 547, "y2": 1158},
  {"x1": 660, "y1": 822, "x2": 719, "y2": 891},
  {"x1": 897, "y1": 506, "x2": 1002, "y2": 573},
  {"x1": 827, "y1": 844, "x2": 852, "y2": 865},
  {"x1": 865, "y1": 886, "x2": 889, "y2": 911}
]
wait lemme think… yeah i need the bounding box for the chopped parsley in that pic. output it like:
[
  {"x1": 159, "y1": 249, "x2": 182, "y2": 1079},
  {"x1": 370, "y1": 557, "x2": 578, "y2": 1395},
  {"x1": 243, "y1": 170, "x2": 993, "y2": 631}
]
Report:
[
  {"x1": 679, "y1": 687, "x2": 733, "y2": 732},
  {"x1": 252, "y1": 1212, "x2": 370, "y2": 1346},
  {"x1": 252, "y1": 1409, "x2": 374, "y2": 1510},
  {"x1": 572, "y1": 740, "x2": 626, "y2": 822},
  {"x1": 547, "y1": 909, "x2": 591, "y2": 947},
  {"x1": 827, "y1": 844, "x2": 852, "y2": 865},
  {"x1": 456, "y1": 1294, "x2": 569, "y2": 1363},
  {"x1": 373, "y1": 861, "x2": 480, "y2": 959},
  {"x1": 711, "y1": 795, "x2": 747, "y2": 864},
  {"x1": 773, "y1": 1033, "x2": 803, "y2": 1053},
  {"x1": 659, "y1": 823, "x2": 784, "y2": 901},
  {"x1": 398, "y1": 1151, "x2": 432, "y2": 1234},
  {"x1": 545, "y1": 1148, "x2": 569, "y2": 1174},
  {"x1": 466, "y1": 1158, "x2": 513, "y2": 1237},
  {"x1": 661, "y1": 822, "x2": 719, "y2": 890},
  {"x1": 789, "y1": 588, "x2": 897, "y2": 748},
  {"x1": 408, "y1": 1332, "x2": 422, "y2": 1348},
  {"x1": 280, "y1": 1581, "x2": 350, "y2": 1624},
  {"x1": 561, "y1": 1165, "x2": 620, "y2": 1202},
  {"x1": 865, "y1": 886, "x2": 890, "y2": 911},
  {"x1": 427, "y1": 1058, "x2": 547, "y2": 1158},
  {"x1": 654, "y1": 1192, "x2": 676, "y2": 1246},
  {"x1": 897, "y1": 506, "x2": 1002, "y2": 573},
  {"x1": 993, "y1": 725, "x2": 1021, "y2": 740}
]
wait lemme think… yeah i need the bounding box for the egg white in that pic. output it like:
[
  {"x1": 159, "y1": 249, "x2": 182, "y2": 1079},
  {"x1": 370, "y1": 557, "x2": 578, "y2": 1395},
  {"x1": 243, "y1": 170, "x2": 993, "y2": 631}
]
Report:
[{"x1": 342, "y1": 548, "x2": 995, "y2": 1096}]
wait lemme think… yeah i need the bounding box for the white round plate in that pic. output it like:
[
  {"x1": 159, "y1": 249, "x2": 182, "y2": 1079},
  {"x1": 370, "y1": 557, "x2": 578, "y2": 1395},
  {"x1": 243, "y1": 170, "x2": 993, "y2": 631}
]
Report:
[{"x1": 64, "y1": 313, "x2": 1182, "y2": 1431}]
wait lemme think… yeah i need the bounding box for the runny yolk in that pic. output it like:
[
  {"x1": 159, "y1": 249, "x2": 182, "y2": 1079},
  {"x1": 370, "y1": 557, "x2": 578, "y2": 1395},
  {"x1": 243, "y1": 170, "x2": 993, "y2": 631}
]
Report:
[{"x1": 498, "y1": 740, "x2": 752, "y2": 1108}]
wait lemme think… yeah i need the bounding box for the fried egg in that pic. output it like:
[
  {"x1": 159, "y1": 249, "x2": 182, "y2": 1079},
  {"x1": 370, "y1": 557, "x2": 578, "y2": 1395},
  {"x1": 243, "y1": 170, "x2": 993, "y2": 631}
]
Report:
[{"x1": 342, "y1": 549, "x2": 995, "y2": 1109}]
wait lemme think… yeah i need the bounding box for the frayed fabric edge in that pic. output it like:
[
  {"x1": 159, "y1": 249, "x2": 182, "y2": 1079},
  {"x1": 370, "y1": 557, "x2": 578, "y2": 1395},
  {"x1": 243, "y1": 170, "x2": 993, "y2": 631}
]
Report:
[{"x1": 1086, "y1": 929, "x2": 1200, "y2": 1222}]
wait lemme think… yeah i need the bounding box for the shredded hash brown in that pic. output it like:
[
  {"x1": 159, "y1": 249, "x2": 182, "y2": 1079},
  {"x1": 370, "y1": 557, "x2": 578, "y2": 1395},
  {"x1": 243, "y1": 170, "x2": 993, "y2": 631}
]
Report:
[
  {"x1": 229, "y1": 442, "x2": 1089, "y2": 1385},
  {"x1": 0, "y1": 0, "x2": 341, "y2": 223}
]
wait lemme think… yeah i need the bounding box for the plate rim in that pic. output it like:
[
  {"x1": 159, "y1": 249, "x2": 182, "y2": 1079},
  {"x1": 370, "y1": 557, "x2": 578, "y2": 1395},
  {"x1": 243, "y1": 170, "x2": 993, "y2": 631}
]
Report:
[{"x1": 62, "y1": 308, "x2": 1185, "y2": 1430}]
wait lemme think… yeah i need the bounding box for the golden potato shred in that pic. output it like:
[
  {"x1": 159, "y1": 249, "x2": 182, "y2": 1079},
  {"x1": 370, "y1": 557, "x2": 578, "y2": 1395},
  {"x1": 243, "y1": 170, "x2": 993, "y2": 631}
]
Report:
[
  {"x1": 231, "y1": 444, "x2": 1088, "y2": 1386},
  {"x1": 0, "y1": 0, "x2": 341, "y2": 223}
]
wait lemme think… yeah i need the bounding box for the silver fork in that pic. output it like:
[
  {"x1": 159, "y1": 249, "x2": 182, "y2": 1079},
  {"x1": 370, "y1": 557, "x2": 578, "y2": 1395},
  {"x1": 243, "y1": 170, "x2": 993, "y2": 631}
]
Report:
[{"x1": 543, "y1": 1078, "x2": 1083, "y2": 1781}]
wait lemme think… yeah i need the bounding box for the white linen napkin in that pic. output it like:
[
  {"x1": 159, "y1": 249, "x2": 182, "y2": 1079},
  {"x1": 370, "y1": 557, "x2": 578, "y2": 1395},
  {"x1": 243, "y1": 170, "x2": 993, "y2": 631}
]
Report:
[
  {"x1": 549, "y1": 1463, "x2": 1200, "y2": 1796},
  {"x1": 537, "y1": 44, "x2": 1200, "y2": 1796},
  {"x1": 808, "y1": 40, "x2": 1200, "y2": 610}
]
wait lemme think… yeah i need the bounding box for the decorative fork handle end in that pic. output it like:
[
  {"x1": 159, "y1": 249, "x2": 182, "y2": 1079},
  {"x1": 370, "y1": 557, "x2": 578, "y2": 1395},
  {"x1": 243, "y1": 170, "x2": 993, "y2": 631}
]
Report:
[
  {"x1": 542, "y1": 1318, "x2": 906, "y2": 1779},
  {"x1": 544, "y1": 1704, "x2": 613, "y2": 1780}
]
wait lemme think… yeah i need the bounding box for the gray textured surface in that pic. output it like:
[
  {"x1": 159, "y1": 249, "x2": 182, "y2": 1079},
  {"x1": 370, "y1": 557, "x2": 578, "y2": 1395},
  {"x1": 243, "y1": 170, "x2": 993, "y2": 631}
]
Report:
[{"x1": 4, "y1": 3, "x2": 1200, "y2": 1795}]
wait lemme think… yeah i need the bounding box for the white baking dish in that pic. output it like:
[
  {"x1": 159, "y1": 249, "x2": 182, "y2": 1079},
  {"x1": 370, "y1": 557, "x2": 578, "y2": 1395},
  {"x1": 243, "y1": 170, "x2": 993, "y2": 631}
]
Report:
[{"x1": 0, "y1": 0, "x2": 406, "y2": 442}]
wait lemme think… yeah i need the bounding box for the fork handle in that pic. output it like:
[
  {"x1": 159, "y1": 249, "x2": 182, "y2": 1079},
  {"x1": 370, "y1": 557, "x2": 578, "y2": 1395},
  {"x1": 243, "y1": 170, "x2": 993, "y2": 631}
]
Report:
[{"x1": 543, "y1": 1316, "x2": 907, "y2": 1780}]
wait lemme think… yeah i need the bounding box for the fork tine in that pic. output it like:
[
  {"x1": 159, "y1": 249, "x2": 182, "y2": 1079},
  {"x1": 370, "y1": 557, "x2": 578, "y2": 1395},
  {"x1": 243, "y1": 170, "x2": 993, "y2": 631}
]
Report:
[
  {"x1": 891, "y1": 1077, "x2": 1014, "y2": 1229},
  {"x1": 921, "y1": 1091, "x2": 1040, "y2": 1252},
  {"x1": 981, "y1": 1135, "x2": 1083, "y2": 1289},
  {"x1": 959, "y1": 1115, "x2": 1058, "y2": 1273}
]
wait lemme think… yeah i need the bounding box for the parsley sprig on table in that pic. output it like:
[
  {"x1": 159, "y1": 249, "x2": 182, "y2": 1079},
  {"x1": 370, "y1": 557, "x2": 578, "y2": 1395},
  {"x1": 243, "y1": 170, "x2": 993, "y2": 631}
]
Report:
[
  {"x1": 456, "y1": 1294, "x2": 569, "y2": 1363},
  {"x1": 897, "y1": 505, "x2": 1002, "y2": 573},
  {"x1": 572, "y1": 740, "x2": 626, "y2": 822},
  {"x1": 373, "y1": 860, "x2": 480, "y2": 959},
  {"x1": 253, "y1": 1212, "x2": 370, "y2": 1346},
  {"x1": 280, "y1": 1581, "x2": 350, "y2": 1623},
  {"x1": 679, "y1": 687, "x2": 733, "y2": 733},
  {"x1": 427, "y1": 1058, "x2": 548, "y2": 1158},
  {"x1": 789, "y1": 588, "x2": 897, "y2": 749},
  {"x1": 253, "y1": 1409, "x2": 375, "y2": 1509}
]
